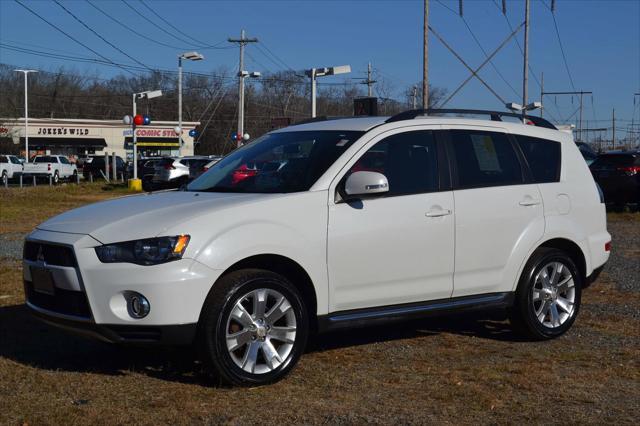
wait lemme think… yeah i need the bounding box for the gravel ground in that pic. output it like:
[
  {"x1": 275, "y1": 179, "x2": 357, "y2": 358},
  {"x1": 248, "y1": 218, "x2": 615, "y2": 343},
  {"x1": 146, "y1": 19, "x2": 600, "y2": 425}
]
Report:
[
  {"x1": 602, "y1": 217, "x2": 640, "y2": 292},
  {"x1": 0, "y1": 232, "x2": 24, "y2": 260}
]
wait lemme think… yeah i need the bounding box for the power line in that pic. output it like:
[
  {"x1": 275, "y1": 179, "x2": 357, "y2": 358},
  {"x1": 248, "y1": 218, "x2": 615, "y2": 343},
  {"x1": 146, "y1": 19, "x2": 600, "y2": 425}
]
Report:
[
  {"x1": 12, "y1": 0, "x2": 136, "y2": 76},
  {"x1": 120, "y1": 0, "x2": 200, "y2": 47},
  {"x1": 53, "y1": 0, "x2": 155, "y2": 72},
  {"x1": 549, "y1": 6, "x2": 578, "y2": 92},
  {"x1": 86, "y1": 1, "x2": 186, "y2": 50},
  {"x1": 257, "y1": 42, "x2": 295, "y2": 71},
  {"x1": 138, "y1": 0, "x2": 208, "y2": 47}
]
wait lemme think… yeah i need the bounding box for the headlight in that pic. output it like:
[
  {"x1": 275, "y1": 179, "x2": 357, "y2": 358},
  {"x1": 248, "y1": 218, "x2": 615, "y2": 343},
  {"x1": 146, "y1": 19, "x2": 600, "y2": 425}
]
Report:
[{"x1": 95, "y1": 235, "x2": 190, "y2": 265}]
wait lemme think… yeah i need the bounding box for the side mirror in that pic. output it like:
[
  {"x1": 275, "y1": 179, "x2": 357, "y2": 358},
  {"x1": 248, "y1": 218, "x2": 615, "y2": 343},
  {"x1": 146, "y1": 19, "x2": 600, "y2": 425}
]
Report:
[{"x1": 344, "y1": 171, "x2": 389, "y2": 197}]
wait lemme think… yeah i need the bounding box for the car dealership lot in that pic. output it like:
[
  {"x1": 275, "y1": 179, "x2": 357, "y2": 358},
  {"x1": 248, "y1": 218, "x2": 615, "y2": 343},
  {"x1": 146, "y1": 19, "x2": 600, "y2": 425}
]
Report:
[{"x1": 0, "y1": 186, "x2": 638, "y2": 424}]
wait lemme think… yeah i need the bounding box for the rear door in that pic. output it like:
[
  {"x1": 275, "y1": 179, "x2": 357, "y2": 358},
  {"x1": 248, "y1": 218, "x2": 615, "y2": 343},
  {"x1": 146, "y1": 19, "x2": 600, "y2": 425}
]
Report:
[{"x1": 446, "y1": 128, "x2": 545, "y2": 297}]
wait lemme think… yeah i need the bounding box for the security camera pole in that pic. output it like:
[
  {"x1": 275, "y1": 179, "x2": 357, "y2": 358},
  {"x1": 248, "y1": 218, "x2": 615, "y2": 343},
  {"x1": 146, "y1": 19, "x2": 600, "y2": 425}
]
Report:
[
  {"x1": 14, "y1": 69, "x2": 37, "y2": 162},
  {"x1": 229, "y1": 30, "x2": 259, "y2": 148},
  {"x1": 306, "y1": 65, "x2": 351, "y2": 118},
  {"x1": 178, "y1": 51, "x2": 204, "y2": 156}
]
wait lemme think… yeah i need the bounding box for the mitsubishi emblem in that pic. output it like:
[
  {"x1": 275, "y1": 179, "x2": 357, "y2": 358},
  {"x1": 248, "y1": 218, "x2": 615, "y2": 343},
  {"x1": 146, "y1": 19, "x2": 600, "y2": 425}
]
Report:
[{"x1": 36, "y1": 245, "x2": 45, "y2": 263}]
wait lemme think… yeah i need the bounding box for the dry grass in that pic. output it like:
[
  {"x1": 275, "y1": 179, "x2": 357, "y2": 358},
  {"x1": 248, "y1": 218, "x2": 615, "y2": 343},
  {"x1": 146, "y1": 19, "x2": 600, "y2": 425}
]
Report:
[
  {"x1": 0, "y1": 183, "x2": 131, "y2": 234},
  {"x1": 0, "y1": 188, "x2": 638, "y2": 424}
]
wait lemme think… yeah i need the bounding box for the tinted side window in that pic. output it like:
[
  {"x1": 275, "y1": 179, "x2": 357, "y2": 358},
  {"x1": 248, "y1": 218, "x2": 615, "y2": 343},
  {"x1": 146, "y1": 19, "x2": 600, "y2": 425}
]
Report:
[
  {"x1": 59, "y1": 157, "x2": 70, "y2": 164},
  {"x1": 450, "y1": 130, "x2": 523, "y2": 188},
  {"x1": 10, "y1": 156, "x2": 21, "y2": 164},
  {"x1": 0, "y1": 156, "x2": 7, "y2": 164},
  {"x1": 515, "y1": 135, "x2": 561, "y2": 183},
  {"x1": 349, "y1": 130, "x2": 439, "y2": 196}
]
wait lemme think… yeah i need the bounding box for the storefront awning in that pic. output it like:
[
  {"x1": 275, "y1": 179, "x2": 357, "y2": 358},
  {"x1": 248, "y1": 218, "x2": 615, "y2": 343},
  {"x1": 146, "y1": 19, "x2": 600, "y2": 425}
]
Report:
[{"x1": 20, "y1": 137, "x2": 107, "y2": 147}]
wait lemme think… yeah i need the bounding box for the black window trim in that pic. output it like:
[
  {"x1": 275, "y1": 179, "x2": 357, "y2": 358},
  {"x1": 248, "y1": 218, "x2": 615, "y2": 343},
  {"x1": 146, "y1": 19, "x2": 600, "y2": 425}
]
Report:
[
  {"x1": 511, "y1": 133, "x2": 562, "y2": 184},
  {"x1": 336, "y1": 129, "x2": 451, "y2": 203},
  {"x1": 443, "y1": 129, "x2": 529, "y2": 191}
]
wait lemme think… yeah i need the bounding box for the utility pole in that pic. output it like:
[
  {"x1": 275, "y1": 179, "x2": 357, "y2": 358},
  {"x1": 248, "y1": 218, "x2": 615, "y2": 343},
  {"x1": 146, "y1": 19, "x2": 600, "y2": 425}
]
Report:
[
  {"x1": 612, "y1": 108, "x2": 615, "y2": 149},
  {"x1": 422, "y1": 0, "x2": 429, "y2": 111},
  {"x1": 366, "y1": 62, "x2": 376, "y2": 97},
  {"x1": 540, "y1": 72, "x2": 544, "y2": 118},
  {"x1": 579, "y1": 92, "x2": 584, "y2": 141},
  {"x1": 541, "y1": 90, "x2": 592, "y2": 140},
  {"x1": 14, "y1": 69, "x2": 37, "y2": 162},
  {"x1": 229, "y1": 30, "x2": 258, "y2": 147},
  {"x1": 522, "y1": 0, "x2": 530, "y2": 122},
  {"x1": 412, "y1": 86, "x2": 418, "y2": 109}
]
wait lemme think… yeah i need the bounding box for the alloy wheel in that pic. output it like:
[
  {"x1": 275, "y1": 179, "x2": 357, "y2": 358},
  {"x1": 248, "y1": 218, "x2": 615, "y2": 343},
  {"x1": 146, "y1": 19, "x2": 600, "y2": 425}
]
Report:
[
  {"x1": 225, "y1": 288, "x2": 297, "y2": 374},
  {"x1": 532, "y1": 261, "x2": 576, "y2": 328}
]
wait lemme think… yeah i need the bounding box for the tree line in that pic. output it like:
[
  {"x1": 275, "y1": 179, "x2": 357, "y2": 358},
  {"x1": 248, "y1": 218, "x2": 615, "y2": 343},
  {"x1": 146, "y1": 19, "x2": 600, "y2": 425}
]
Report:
[{"x1": 0, "y1": 64, "x2": 446, "y2": 155}]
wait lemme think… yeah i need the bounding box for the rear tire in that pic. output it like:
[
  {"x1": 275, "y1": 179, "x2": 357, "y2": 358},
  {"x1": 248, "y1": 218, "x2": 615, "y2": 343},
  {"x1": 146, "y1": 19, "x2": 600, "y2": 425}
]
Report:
[
  {"x1": 510, "y1": 248, "x2": 582, "y2": 340},
  {"x1": 1, "y1": 171, "x2": 7, "y2": 186},
  {"x1": 198, "y1": 269, "x2": 308, "y2": 386},
  {"x1": 52, "y1": 171, "x2": 60, "y2": 185}
]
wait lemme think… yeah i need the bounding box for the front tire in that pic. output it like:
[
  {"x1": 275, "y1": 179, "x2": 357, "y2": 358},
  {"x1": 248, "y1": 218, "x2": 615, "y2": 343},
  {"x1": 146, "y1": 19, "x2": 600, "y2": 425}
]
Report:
[
  {"x1": 198, "y1": 269, "x2": 309, "y2": 386},
  {"x1": 52, "y1": 171, "x2": 60, "y2": 185},
  {"x1": 511, "y1": 248, "x2": 582, "y2": 340}
]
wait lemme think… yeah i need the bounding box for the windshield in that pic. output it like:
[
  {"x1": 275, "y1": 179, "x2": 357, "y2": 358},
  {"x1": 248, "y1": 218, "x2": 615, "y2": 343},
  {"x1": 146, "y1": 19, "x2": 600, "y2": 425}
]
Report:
[{"x1": 188, "y1": 130, "x2": 363, "y2": 193}]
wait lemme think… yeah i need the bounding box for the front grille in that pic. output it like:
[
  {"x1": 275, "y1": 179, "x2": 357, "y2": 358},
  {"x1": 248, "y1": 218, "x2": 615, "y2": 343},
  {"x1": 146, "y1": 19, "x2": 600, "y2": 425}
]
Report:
[
  {"x1": 24, "y1": 281, "x2": 91, "y2": 318},
  {"x1": 23, "y1": 241, "x2": 77, "y2": 267}
]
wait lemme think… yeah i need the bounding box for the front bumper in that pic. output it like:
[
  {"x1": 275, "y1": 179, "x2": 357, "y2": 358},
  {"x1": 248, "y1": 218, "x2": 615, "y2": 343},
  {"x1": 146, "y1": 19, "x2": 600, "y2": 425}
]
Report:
[{"x1": 23, "y1": 229, "x2": 221, "y2": 345}]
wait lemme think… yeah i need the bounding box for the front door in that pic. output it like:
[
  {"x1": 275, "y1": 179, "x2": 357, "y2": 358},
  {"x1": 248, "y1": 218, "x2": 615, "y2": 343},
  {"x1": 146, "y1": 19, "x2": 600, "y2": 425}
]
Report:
[{"x1": 327, "y1": 129, "x2": 454, "y2": 312}]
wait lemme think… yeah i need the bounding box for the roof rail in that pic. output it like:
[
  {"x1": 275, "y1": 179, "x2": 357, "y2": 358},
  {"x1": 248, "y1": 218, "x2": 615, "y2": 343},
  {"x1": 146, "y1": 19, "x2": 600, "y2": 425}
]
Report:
[
  {"x1": 385, "y1": 108, "x2": 557, "y2": 130},
  {"x1": 294, "y1": 116, "x2": 353, "y2": 126}
]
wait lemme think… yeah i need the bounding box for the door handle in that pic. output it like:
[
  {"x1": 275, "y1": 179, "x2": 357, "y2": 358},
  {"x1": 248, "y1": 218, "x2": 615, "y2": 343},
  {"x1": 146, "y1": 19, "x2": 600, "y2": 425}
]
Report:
[
  {"x1": 425, "y1": 209, "x2": 452, "y2": 217},
  {"x1": 519, "y1": 197, "x2": 541, "y2": 206}
]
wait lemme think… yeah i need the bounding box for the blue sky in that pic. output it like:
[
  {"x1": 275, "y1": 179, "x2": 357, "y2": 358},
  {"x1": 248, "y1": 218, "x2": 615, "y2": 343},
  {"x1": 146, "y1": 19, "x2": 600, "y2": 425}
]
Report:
[{"x1": 1, "y1": 0, "x2": 639, "y2": 138}]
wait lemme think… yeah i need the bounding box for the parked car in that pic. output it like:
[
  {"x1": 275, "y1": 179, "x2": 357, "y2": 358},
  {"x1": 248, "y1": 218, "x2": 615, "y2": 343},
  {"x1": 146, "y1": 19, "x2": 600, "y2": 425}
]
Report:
[
  {"x1": 576, "y1": 142, "x2": 598, "y2": 165},
  {"x1": 190, "y1": 156, "x2": 222, "y2": 181},
  {"x1": 82, "y1": 155, "x2": 127, "y2": 181},
  {"x1": 22, "y1": 155, "x2": 77, "y2": 183},
  {"x1": 124, "y1": 157, "x2": 163, "y2": 190},
  {"x1": 23, "y1": 110, "x2": 610, "y2": 386},
  {"x1": 589, "y1": 151, "x2": 640, "y2": 211},
  {"x1": 0, "y1": 154, "x2": 24, "y2": 184},
  {"x1": 151, "y1": 156, "x2": 211, "y2": 189}
]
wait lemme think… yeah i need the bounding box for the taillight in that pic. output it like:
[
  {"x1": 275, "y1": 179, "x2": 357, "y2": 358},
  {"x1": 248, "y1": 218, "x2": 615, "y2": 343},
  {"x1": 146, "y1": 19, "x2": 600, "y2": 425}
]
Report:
[
  {"x1": 605, "y1": 241, "x2": 611, "y2": 252},
  {"x1": 47, "y1": 163, "x2": 51, "y2": 171},
  {"x1": 616, "y1": 166, "x2": 640, "y2": 176},
  {"x1": 164, "y1": 163, "x2": 175, "y2": 170}
]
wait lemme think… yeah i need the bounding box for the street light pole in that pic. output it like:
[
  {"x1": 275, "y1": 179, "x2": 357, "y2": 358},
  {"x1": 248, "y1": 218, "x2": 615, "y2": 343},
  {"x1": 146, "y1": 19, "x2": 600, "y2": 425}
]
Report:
[
  {"x1": 14, "y1": 69, "x2": 37, "y2": 162},
  {"x1": 177, "y1": 51, "x2": 204, "y2": 156},
  {"x1": 178, "y1": 55, "x2": 183, "y2": 156},
  {"x1": 305, "y1": 65, "x2": 351, "y2": 118},
  {"x1": 132, "y1": 93, "x2": 138, "y2": 180}
]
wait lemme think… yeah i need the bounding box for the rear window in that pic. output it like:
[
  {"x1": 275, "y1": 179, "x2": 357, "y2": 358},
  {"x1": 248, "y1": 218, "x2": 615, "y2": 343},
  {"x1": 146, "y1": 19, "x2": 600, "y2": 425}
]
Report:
[
  {"x1": 591, "y1": 154, "x2": 638, "y2": 168},
  {"x1": 515, "y1": 135, "x2": 561, "y2": 183},
  {"x1": 159, "y1": 158, "x2": 175, "y2": 167},
  {"x1": 450, "y1": 130, "x2": 524, "y2": 188},
  {"x1": 34, "y1": 156, "x2": 56, "y2": 163}
]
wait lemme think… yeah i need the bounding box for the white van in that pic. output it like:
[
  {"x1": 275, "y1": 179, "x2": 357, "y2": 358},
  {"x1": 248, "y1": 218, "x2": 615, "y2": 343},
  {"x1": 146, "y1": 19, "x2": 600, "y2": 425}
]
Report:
[{"x1": 23, "y1": 110, "x2": 610, "y2": 385}]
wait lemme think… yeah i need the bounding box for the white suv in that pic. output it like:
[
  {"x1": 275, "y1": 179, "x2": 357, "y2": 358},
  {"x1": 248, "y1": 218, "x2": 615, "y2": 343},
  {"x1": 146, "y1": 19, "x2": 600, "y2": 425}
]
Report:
[{"x1": 23, "y1": 110, "x2": 611, "y2": 386}]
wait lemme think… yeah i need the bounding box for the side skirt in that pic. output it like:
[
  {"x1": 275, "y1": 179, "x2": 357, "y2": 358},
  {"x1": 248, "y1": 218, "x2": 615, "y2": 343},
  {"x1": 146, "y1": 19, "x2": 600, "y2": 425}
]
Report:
[{"x1": 317, "y1": 292, "x2": 514, "y2": 333}]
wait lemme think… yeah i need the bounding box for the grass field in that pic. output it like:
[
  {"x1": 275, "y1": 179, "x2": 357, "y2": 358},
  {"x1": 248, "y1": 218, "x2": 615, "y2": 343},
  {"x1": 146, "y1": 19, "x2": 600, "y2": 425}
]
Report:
[{"x1": 0, "y1": 185, "x2": 638, "y2": 424}]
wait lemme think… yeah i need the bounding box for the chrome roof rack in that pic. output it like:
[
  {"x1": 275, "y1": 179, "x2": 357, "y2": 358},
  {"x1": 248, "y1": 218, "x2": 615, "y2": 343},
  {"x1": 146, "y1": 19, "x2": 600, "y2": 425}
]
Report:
[{"x1": 385, "y1": 108, "x2": 557, "y2": 130}]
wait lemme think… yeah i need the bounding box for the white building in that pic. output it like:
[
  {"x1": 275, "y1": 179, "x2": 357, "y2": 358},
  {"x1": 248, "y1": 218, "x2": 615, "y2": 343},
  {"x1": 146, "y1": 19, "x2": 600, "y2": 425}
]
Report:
[{"x1": 0, "y1": 118, "x2": 200, "y2": 161}]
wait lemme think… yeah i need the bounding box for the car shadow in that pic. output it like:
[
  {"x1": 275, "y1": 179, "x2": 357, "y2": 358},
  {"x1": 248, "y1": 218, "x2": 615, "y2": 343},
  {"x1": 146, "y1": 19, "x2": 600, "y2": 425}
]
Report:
[{"x1": 0, "y1": 304, "x2": 525, "y2": 386}]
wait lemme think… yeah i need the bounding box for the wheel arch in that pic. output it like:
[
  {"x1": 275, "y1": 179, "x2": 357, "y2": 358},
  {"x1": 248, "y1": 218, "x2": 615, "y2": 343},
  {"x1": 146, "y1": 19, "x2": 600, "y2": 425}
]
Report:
[
  {"x1": 536, "y1": 238, "x2": 587, "y2": 283},
  {"x1": 211, "y1": 254, "x2": 319, "y2": 329}
]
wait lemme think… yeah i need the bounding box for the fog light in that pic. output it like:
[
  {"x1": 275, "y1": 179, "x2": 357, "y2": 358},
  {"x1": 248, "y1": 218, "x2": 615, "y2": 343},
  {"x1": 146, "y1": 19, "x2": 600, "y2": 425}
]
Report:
[{"x1": 127, "y1": 293, "x2": 150, "y2": 318}]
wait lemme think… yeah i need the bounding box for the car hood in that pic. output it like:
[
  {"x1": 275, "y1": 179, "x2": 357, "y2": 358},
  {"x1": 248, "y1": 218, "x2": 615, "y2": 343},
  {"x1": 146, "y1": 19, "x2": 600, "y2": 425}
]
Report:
[{"x1": 36, "y1": 190, "x2": 274, "y2": 244}]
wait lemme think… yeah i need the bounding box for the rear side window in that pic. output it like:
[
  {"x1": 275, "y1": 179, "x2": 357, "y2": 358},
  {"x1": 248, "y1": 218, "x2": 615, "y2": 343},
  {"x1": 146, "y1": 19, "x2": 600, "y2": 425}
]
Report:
[
  {"x1": 515, "y1": 135, "x2": 561, "y2": 183},
  {"x1": 348, "y1": 130, "x2": 439, "y2": 196},
  {"x1": 34, "y1": 156, "x2": 55, "y2": 163},
  {"x1": 450, "y1": 130, "x2": 523, "y2": 188}
]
